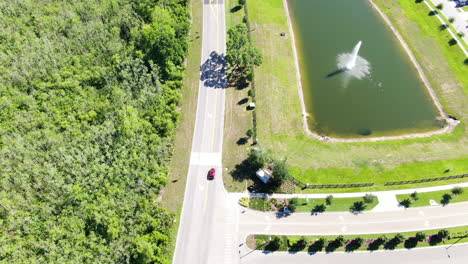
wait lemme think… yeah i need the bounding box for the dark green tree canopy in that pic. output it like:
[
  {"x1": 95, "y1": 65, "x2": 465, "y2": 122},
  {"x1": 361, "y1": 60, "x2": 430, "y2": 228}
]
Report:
[{"x1": 0, "y1": 0, "x2": 190, "y2": 263}]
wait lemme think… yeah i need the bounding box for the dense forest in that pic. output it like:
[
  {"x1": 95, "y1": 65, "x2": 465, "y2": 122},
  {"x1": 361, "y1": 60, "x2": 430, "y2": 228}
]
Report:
[{"x1": 0, "y1": 0, "x2": 189, "y2": 263}]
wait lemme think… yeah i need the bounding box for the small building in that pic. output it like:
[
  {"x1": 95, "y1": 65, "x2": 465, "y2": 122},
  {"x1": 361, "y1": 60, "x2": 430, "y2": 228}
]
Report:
[{"x1": 256, "y1": 168, "x2": 271, "y2": 184}]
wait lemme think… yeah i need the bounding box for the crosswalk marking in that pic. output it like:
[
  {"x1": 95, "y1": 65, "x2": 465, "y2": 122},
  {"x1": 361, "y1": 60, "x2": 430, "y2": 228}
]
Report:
[{"x1": 189, "y1": 152, "x2": 222, "y2": 166}]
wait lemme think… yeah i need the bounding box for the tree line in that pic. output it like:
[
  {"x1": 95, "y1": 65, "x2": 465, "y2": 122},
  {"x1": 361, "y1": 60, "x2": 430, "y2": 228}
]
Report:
[{"x1": 0, "y1": 0, "x2": 190, "y2": 263}]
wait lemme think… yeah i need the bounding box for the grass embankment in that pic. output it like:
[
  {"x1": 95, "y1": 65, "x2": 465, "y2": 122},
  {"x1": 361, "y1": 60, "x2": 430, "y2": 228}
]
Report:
[
  {"x1": 222, "y1": 0, "x2": 468, "y2": 193},
  {"x1": 161, "y1": 0, "x2": 203, "y2": 256},
  {"x1": 249, "y1": 226, "x2": 468, "y2": 252},
  {"x1": 243, "y1": 196, "x2": 378, "y2": 212},
  {"x1": 397, "y1": 187, "x2": 468, "y2": 207}
]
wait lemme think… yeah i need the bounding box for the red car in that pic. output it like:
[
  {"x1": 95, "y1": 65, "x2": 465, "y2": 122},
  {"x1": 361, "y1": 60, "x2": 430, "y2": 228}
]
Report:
[{"x1": 208, "y1": 168, "x2": 216, "y2": 180}]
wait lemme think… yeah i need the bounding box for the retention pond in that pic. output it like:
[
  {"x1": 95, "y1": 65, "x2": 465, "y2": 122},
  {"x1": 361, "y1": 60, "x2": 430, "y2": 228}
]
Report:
[{"x1": 288, "y1": 0, "x2": 444, "y2": 138}]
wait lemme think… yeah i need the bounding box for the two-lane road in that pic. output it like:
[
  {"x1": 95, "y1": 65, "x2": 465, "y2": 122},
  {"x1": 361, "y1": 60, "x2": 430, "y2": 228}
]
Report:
[{"x1": 173, "y1": 1, "x2": 239, "y2": 264}]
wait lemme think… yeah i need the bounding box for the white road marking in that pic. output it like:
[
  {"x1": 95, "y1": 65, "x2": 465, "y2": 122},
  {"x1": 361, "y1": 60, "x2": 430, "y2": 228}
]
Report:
[
  {"x1": 341, "y1": 225, "x2": 348, "y2": 233},
  {"x1": 190, "y1": 152, "x2": 222, "y2": 166}
]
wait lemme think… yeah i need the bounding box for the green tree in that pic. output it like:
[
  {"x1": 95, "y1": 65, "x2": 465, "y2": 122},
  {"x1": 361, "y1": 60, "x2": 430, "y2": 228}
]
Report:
[
  {"x1": 410, "y1": 191, "x2": 419, "y2": 201},
  {"x1": 247, "y1": 146, "x2": 269, "y2": 169},
  {"x1": 448, "y1": 17, "x2": 455, "y2": 23},
  {"x1": 239, "y1": 0, "x2": 246, "y2": 6},
  {"x1": 436, "y1": 3, "x2": 443, "y2": 10},
  {"x1": 226, "y1": 24, "x2": 263, "y2": 81},
  {"x1": 272, "y1": 159, "x2": 291, "y2": 185},
  {"x1": 0, "y1": 0, "x2": 190, "y2": 262}
]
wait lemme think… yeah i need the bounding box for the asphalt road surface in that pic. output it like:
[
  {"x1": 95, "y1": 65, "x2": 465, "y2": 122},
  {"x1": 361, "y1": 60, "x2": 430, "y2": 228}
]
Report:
[
  {"x1": 239, "y1": 202, "x2": 468, "y2": 237},
  {"x1": 241, "y1": 243, "x2": 468, "y2": 264},
  {"x1": 172, "y1": 1, "x2": 239, "y2": 264}
]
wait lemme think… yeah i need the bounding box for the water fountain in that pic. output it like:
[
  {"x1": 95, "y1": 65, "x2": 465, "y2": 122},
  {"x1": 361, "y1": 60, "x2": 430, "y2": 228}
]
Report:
[
  {"x1": 345, "y1": 41, "x2": 362, "y2": 70},
  {"x1": 337, "y1": 41, "x2": 370, "y2": 80}
]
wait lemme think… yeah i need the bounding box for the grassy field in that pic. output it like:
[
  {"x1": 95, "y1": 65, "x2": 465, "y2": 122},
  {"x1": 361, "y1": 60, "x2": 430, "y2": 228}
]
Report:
[
  {"x1": 250, "y1": 225, "x2": 468, "y2": 252},
  {"x1": 397, "y1": 187, "x2": 468, "y2": 207},
  {"x1": 161, "y1": 0, "x2": 203, "y2": 256},
  {"x1": 228, "y1": 0, "x2": 468, "y2": 193}
]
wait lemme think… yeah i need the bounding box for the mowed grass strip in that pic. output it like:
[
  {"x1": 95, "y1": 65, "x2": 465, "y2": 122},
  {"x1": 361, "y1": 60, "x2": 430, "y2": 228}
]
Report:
[
  {"x1": 243, "y1": 0, "x2": 467, "y2": 193},
  {"x1": 249, "y1": 225, "x2": 468, "y2": 252},
  {"x1": 223, "y1": 0, "x2": 255, "y2": 192},
  {"x1": 162, "y1": 0, "x2": 203, "y2": 256},
  {"x1": 295, "y1": 197, "x2": 378, "y2": 212},
  {"x1": 397, "y1": 187, "x2": 468, "y2": 207},
  {"x1": 245, "y1": 197, "x2": 378, "y2": 212}
]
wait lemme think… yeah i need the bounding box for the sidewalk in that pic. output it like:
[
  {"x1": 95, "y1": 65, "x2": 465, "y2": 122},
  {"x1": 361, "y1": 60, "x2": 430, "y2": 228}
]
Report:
[
  {"x1": 232, "y1": 182, "x2": 468, "y2": 212},
  {"x1": 426, "y1": 0, "x2": 468, "y2": 56},
  {"x1": 430, "y1": 0, "x2": 468, "y2": 43}
]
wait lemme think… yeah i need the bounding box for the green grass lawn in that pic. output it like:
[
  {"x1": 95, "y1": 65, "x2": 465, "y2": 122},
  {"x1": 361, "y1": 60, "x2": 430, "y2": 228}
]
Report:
[
  {"x1": 397, "y1": 187, "x2": 468, "y2": 207},
  {"x1": 250, "y1": 225, "x2": 468, "y2": 252},
  {"x1": 229, "y1": 0, "x2": 468, "y2": 193}
]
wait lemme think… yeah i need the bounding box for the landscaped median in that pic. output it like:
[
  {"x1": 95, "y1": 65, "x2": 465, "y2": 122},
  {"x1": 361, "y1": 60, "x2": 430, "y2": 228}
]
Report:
[
  {"x1": 247, "y1": 226, "x2": 468, "y2": 253},
  {"x1": 240, "y1": 194, "x2": 378, "y2": 213},
  {"x1": 397, "y1": 186, "x2": 468, "y2": 208}
]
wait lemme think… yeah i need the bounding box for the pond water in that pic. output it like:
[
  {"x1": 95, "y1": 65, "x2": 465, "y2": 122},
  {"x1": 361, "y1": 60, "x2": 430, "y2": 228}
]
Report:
[{"x1": 288, "y1": 0, "x2": 443, "y2": 138}]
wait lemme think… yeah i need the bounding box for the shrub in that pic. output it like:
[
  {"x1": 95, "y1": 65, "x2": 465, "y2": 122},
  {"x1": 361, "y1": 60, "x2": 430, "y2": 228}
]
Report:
[
  {"x1": 325, "y1": 195, "x2": 334, "y2": 206},
  {"x1": 246, "y1": 128, "x2": 254, "y2": 138},
  {"x1": 247, "y1": 88, "x2": 254, "y2": 97},
  {"x1": 415, "y1": 232, "x2": 426, "y2": 242},
  {"x1": 289, "y1": 198, "x2": 299, "y2": 212},
  {"x1": 265, "y1": 237, "x2": 281, "y2": 251},
  {"x1": 441, "y1": 193, "x2": 452, "y2": 205},
  {"x1": 363, "y1": 194, "x2": 376, "y2": 204},
  {"x1": 239, "y1": 0, "x2": 246, "y2": 6},
  {"x1": 394, "y1": 233, "x2": 405, "y2": 244},
  {"x1": 399, "y1": 198, "x2": 412, "y2": 208},
  {"x1": 345, "y1": 237, "x2": 363, "y2": 251},
  {"x1": 436, "y1": 3, "x2": 443, "y2": 10},
  {"x1": 410, "y1": 191, "x2": 419, "y2": 201},
  {"x1": 350, "y1": 201, "x2": 366, "y2": 212},
  {"x1": 309, "y1": 238, "x2": 327, "y2": 252},
  {"x1": 448, "y1": 17, "x2": 455, "y2": 23},
  {"x1": 451, "y1": 187, "x2": 463, "y2": 196},
  {"x1": 438, "y1": 229, "x2": 449, "y2": 240}
]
